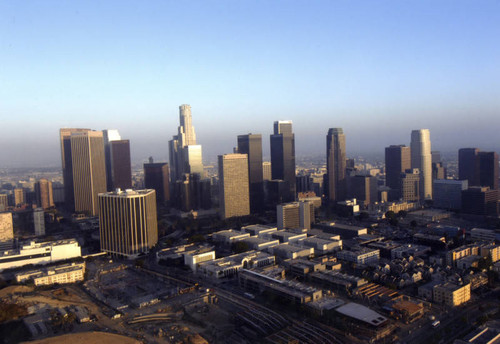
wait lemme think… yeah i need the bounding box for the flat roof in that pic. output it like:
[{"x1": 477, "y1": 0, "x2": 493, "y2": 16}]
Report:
[{"x1": 335, "y1": 302, "x2": 387, "y2": 326}]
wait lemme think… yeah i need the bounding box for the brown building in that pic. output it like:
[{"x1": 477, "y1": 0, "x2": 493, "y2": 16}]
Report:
[
  {"x1": 401, "y1": 169, "x2": 420, "y2": 202},
  {"x1": 60, "y1": 128, "x2": 91, "y2": 210},
  {"x1": 143, "y1": 162, "x2": 170, "y2": 204},
  {"x1": 348, "y1": 175, "x2": 378, "y2": 206},
  {"x1": 34, "y1": 179, "x2": 54, "y2": 210},
  {"x1": 218, "y1": 154, "x2": 250, "y2": 219},
  {"x1": 71, "y1": 131, "x2": 107, "y2": 216},
  {"x1": 462, "y1": 187, "x2": 499, "y2": 216},
  {"x1": 109, "y1": 140, "x2": 132, "y2": 190}
]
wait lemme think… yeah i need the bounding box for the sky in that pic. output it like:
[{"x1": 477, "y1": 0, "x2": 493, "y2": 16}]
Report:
[{"x1": 1, "y1": 1, "x2": 499, "y2": 167}]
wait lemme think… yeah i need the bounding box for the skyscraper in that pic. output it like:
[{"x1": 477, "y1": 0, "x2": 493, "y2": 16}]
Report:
[
  {"x1": 385, "y1": 145, "x2": 411, "y2": 200},
  {"x1": 98, "y1": 189, "x2": 158, "y2": 257},
  {"x1": 169, "y1": 104, "x2": 201, "y2": 182},
  {"x1": 237, "y1": 134, "x2": 264, "y2": 214},
  {"x1": 34, "y1": 178, "x2": 54, "y2": 210},
  {"x1": 144, "y1": 161, "x2": 170, "y2": 204},
  {"x1": 218, "y1": 154, "x2": 250, "y2": 219},
  {"x1": 326, "y1": 128, "x2": 346, "y2": 202},
  {"x1": 270, "y1": 121, "x2": 296, "y2": 202},
  {"x1": 70, "y1": 131, "x2": 107, "y2": 216},
  {"x1": 410, "y1": 129, "x2": 432, "y2": 200},
  {"x1": 60, "y1": 128, "x2": 91, "y2": 210},
  {"x1": 459, "y1": 148, "x2": 499, "y2": 190},
  {"x1": 103, "y1": 130, "x2": 132, "y2": 191}
]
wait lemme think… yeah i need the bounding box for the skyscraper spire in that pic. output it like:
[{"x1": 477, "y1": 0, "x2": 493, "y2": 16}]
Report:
[{"x1": 178, "y1": 104, "x2": 197, "y2": 147}]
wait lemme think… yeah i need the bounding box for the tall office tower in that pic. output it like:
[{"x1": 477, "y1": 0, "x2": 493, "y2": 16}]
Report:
[
  {"x1": 434, "y1": 180, "x2": 468, "y2": 210},
  {"x1": 218, "y1": 154, "x2": 250, "y2": 219},
  {"x1": 237, "y1": 134, "x2": 264, "y2": 214},
  {"x1": 60, "y1": 128, "x2": 91, "y2": 210},
  {"x1": 34, "y1": 179, "x2": 54, "y2": 210},
  {"x1": 411, "y1": 129, "x2": 432, "y2": 200},
  {"x1": 326, "y1": 128, "x2": 347, "y2": 203},
  {"x1": 262, "y1": 162, "x2": 272, "y2": 181},
  {"x1": 98, "y1": 189, "x2": 158, "y2": 258},
  {"x1": 401, "y1": 169, "x2": 420, "y2": 202},
  {"x1": 178, "y1": 104, "x2": 197, "y2": 146},
  {"x1": 432, "y1": 162, "x2": 446, "y2": 180},
  {"x1": 109, "y1": 140, "x2": 132, "y2": 190},
  {"x1": 478, "y1": 152, "x2": 499, "y2": 190},
  {"x1": 385, "y1": 145, "x2": 411, "y2": 200},
  {"x1": 270, "y1": 121, "x2": 296, "y2": 202},
  {"x1": 459, "y1": 148, "x2": 499, "y2": 190},
  {"x1": 277, "y1": 201, "x2": 314, "y2": 230},
  {"x1": 458, "y1": 148, "x2": 480, "y2": 185},
  {"x1": 13, "y1": 188, "x2": 24, "y2": 206},
  {"x1": 0, "y1": 194, "x2": 7, "y2": 211},
  {"x1": 462, "y1": 187, "x2": 499, "y2": 216},
  {"x1": 169, "y1": 104, "x2": 201, "y2": 181},
  {"x1": 70, "y1": 131, "x2": 107, "y2": 216},
  {"x1": 143, "y1": 161, "x2": 170, "y2": 204},
  {"x1": 33, "y1": 208, "x2": 45, "y2": 236},
  {"x1": 103, "y1": 130, "x2": 132, "y2": 190},
  {"x1": 296, "y1": 175, "x2": 314, "y2": 193}
]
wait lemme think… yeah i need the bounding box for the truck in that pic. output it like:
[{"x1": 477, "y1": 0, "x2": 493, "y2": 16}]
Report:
[{"x1": 432, "y1": 320, "x2": 440, "y2": 328}]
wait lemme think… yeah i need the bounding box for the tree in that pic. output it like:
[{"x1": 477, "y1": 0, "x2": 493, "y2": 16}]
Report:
[
  {"x1": 385, "y1": 211, "x2": 396, "y2": 220},
  {"x1": 398, "y1": 210, "x2": 407, "y2": 218}
]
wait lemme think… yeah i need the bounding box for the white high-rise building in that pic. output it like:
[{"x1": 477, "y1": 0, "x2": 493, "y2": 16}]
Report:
[
  {"x1": 411, "y1": 129, "x2": 432, "y2": 200},
  {"x1": 178, "y1": 104, "x2": 197, "y2": 147}
]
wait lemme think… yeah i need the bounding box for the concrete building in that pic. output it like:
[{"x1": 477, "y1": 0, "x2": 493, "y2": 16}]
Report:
[
  {"x1": 198, "y1": 250, "x2": 275, "y2": 279},
  {"x1": 447, "y1": 244, "x2": 481, "y2": 267},
  {"x1": 471, "y1": 228, "x2": 497, "y2": 242},
  {"x1": 271, "y1": 243, "x2": 314, "y2": 260},
  {"x1": 433, "y1": 179, "x2": 468, "y2": 210},
  {"x1": 315, "y1": 222, "x2": 368, "y2": 239},
  {"x1": 183, "y1": 248, "x2": 216, "y2": 272},
  {"x1": 242, "y1": 224, "x2": 278, "y2": 237},
  {"x1": 0, "y1": 212, "x2": 14, "y2": 242},
  {"x1": 34, "y1": 179, "x2": 54, "y2": 210},
  {"x1": 410, "y1": 129, "x2": 432, "y2": 200},
  {"x1": 433, "y1": 283, "x2": 470, "y2": 307},
  {"x1": 237, "y1": 134, "x2": 264, "y2": 214},
  {"x1": 277, "y1": 201, "x2": 314, "y2": 230},
  {"x1": 300, "y1": 237, "x2": 342, "y2": 255},
  {"x1": 70, "y1": 130, "x2": 107, "y2": 216},
  {"x1": 0, "y1": 239, "x2": 81, "y2": 271},
  {"x1": 212, "y1": 229, "x2": 251, "y2": 244},
  {"x1": 270, "y1": 120, "x2": 296, "y2": 202},
  {"x1": 16, "y1": 262, "x2": 86, "y2": 286},
  {"x1": 459, "y1": 148, "x2": 499, "y2": 190},
  {"x1": 385, "y1": 145, "x2": 411, "y2": 200},
  {"x1": 401, "y1": 169, "x2": 420, "y2": 202},
  {"x1": 33, "y1": 208, "x2": 45, "y2": 236},
  {"x1": 268, "y1": 230, "x2": 307, "y2": 244},
  {"x1": 14, "y1": 188, "x2": 25, "y2": 206},
  {"x1": 98, "y1": 189, "x2": 158, "y2": 258},
  {"x1": 262, "y1": 161, "x2": 272, "y2": 181},
  {"x1": 348, "y1": 175, "x2": 378, "y2": 206},
  {"x1": 59, "y1": 128, "x2": 91, "y2": 210},
  {"x1": 218, "y1": 154, "x2": 250, "y2": 219},
  {"x1": 0, "y1": 194, "x2": 7, "y2": 211},
  {"x1": 241, "y1": 237, "x2": 280, "y2": 251},
  {"x1": 337, "y1": 248, "x2": 380, "y2": 265},
  {"x1": 326, "y1": 128, "x2": 347, "y2": 202}
]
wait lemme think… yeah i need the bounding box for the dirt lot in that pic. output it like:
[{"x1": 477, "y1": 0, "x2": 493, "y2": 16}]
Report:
[{"x1": 21, "y1": 331, "x2": 140, "y2": 344}]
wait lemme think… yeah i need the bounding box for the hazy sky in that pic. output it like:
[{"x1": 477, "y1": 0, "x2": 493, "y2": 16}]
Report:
[{"x1": 1, "y1": 1, "x2": 499, "y2": 167}]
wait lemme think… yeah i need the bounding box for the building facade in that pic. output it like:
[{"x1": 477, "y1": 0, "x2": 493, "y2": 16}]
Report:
[
  {"x1": 410, "y1": 129, "x2": 432, "y2": 200},
  {"x1": 218, "y1": 154, "x2": 250, "y2": 219},
  {"x1": 98, "y1": 189, "x2": 158, "y2": 258},
  {"x1": 70, "y1": 131, "x2": 107, "y2": 216},
  {"x1": 326, "y1": 128, "x2": 347, "y2": 202},
  {"x1": 237, "y1": 134, "x2": 264, "y2": 214},
  {"x1": 270, "y1": 121, "x2": 296, "y2": 202},
  {"x1": 385, "y1": 145, "x2": 411, "y2": 200},
  {"x1": 34, "y1": 179, "x2": 54, "y2": 210}
]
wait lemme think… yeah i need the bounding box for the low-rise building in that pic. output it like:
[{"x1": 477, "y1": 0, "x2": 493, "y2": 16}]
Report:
[
  {"x1": 271, "y1": 243, "x2": 314, "y2": 260},
  {"x1": 16, "y1": 262, "x2": 85, "y2": 286},
  {"x1": 284, "y1": 259, "x2": 326, "y2": 278},
  {"x1": 315, "y1": 222, "x2": 368, "y2": 239},
  {"x1": 481, "y1": 244, "x2": 500, "y2": 263},
  {"x1": 433, "y1": 283, "x2": 470, "y2": 307},
  {"x1": 337, "y1": 247, "x2": 380, "y2": 265},
  {"x1": 183, "y1": 247, "x2": 216, "y2": 271},
  {"x1": 471, "y1": 228, "x2": 497, "y2": 242},
  {"x1": 310, "y1": 270, "x2": 368, "y2": 291},
  {"x1": 269, "y1": 230, "x2": 307, "y2": 244},
  {"x1": 390, "y1": 244, "x2": 431, "y2": 260},
  {"x1": 212, "y1": 229, "x2": 250, "y2": 244},
  {"x1": 241, "y1": 237, "x2": 280, "y2": 251},
  {"x1": 300, "y1": 237, "x2": 342, "y2": 255},
  {"x1": 198, "y1": 250, "x2": 275, "y2": 279},
  {"x1": 241, "y1": 224, "x2": 278, "y2": 236},
  {"x1": 0, "y1": 239, "x2": 81, "y2": 271},
  {"x1": 446, "y1": 244, "x2": 481, "y2": 267}
]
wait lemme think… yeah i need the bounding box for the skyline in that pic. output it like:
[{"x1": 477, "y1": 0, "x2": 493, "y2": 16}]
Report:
[{"x1": 1, "y1": 1, "x2": 500, "y2": 167}]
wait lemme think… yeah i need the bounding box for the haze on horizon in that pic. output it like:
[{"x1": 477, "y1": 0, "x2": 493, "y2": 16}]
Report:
[{"x1": 1, "y1": 1, "x2": 499, "y2": 168}]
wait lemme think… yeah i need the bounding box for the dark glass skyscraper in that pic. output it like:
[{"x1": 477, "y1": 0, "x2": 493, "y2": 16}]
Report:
[
  {"x1": 326, "y1": 128, "x2": 346, "y2": 202},
  {"x1": 103, "y1": 130, "x2": 132, "y2": 191},
  {"x1": 270, "y1": 121, "x2": 296, "y2": 202},
  {"x1": 385, "y1": 145, "x2": 411, "y2": 200},
  {"x1": 238, "y1": 134, "x2": 264, "y2": 214},
  {"x1": 459, "y1": 148, "x2": 498, "y2": 190},
  {"x1": 144, "y1": 162, "x2": 170, "y2": 204}
]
